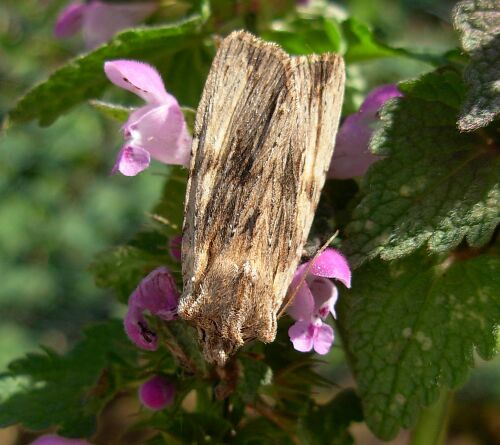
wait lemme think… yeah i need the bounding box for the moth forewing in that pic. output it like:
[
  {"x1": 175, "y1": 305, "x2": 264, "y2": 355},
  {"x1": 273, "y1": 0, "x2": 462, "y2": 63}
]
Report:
[{"x1": 179, "y1": 31, "x2": 345, "y2": 366}]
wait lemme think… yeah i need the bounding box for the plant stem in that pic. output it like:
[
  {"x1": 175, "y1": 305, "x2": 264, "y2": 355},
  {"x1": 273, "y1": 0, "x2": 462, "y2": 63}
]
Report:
[{"x1": 409, "y1": 390, "x2": 453, "y2": 445}]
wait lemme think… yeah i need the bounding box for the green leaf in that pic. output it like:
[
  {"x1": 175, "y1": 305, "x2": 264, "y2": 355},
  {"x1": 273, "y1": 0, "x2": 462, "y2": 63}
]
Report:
[
  {"x1": 342, "y1": 18, "x2": 441, "y2": 65},
  {"x1": 163, "y1": 321, "x2": 208, "y2": 377},
  {"x1": 181, "y1": 106, "x2": 197, "y2": 133},
  {"x1": 161, "y1": 412, "x2": 232, "y2": 444},
  {"x1": 262, "y1": 17, "x2": 344, "y2": 55},
  {"x1": 236, "y1": 355, "x2": 273, "y2": 402},
  {"x1": 9, "y1": 14, "x2": 207, "y2": 127},
  {"x1": 89, "y1": 100, "x2": 131, "y2": 122},
  {"x1": 90, "y1": 243, "x2": 170, "y2": 304},
  {"x1": 338, "y1": 252, "x2": 500, "y2": 439},
  {"x1": 344, "y1": 69, "x2": 499, "y2": 267},
  {"x1": 233, "y1": 417, "x2": 292, "y2": 445},
  {"x1": 0, "y1": 321, "x2": 137, "y2": 437},
  {"x1": 150, "y1": 166, "x2": 188, "y2": 234},
  {"x1": 299, "y1": 389, "x2": 363, "y2": 445},
  {"x1": 453, "y1": 0, "x2": 500, "y2": 131},
  {"x1": 90, "y1": 168, "x2": 187, "y2": 303}
]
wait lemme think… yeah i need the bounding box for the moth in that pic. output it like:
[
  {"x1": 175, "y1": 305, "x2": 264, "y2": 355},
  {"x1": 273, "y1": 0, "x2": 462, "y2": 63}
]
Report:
[{"x1": 179, "y1": 31, "x2": 345, "y2": 366}]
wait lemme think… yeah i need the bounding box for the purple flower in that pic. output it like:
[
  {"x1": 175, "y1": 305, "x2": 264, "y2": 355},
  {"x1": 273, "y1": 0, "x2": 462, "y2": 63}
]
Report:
[
  {"x1": 287, "y1": 248, "x2": 351, "y2": 355},
  {"x1": 55, "y1": 1, "x2": 156, "y2": 49},
  {"x1": 104, "y1": 60, "x2": 192, "y2": 176},
  {"x1": 124, "y1": 267, "x2": 179, "y2": 350},
  {"x1": 29, "y1": 435, "x2": 91, "y2": 445},
  {"x1": 328, "y1": 84, "x2": 403, "y2": 179},
  {"x1": 168, "y1": 235, "x2": 182, "y2": 262},
  {"x1": 139, "y1": 375, "x2": 175, "y2": 410}
]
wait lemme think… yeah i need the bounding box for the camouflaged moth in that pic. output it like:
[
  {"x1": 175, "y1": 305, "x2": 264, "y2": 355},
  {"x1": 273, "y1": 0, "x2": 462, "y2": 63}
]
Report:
[{"x1": 179, "y1": 31, "x2": 345, "y2": 365}]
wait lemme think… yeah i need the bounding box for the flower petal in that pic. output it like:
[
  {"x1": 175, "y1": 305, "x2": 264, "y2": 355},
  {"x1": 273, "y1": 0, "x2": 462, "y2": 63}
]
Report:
[
  {"x1": 328, "y1": 84, "x2": 402, "y2": 179},
  {"x1": 30, "y1": 435, "x2": 91, "y2": 445},
  {"x1": 128, "y1": 103, "x2": 191, "y2": 166},
  {"x1": 112, "y1": 144, "x2": 151, "y2": 176},
  {"x1": 124, "y1": 305, "x2": 158, "y2": 351},
  {"x1": 83, "y1": 1, "x2": 156, "y2": 49},
  {"x1": 286, "y1": 266, "x2": 315, "y2": 321},
  {"x1": 309, "y1": 248, "x2": 351, "y2": 288},
  {"x1": 104, "y1": 60, "x2": 169, "y2": 104},
  {"x1": 360, "y1": 84, "x2": 402, "y2": 114},
  {"x1": 328, "y1": 112, "x2": 379, "y2": 179},
  {"x1": 288, "y1": 320, "x2": 314, "y2": 352},
  {"x1": 123, "y1": 104, "x2": 156, "y2": 137},
  {"x1": 307, "y1": 276, "x2": 338, "y2": 319},
  {"x1": 54, "y1": 2, "x2": 86, "y2": 38},
  {"x1": 139, "y1": 375, "x2": 175, "y2": 410},
  {"x1": 132, "y1": 267, "x2": 179, "y2": 320},
  {"x1": 169, "y1": 235, "x2": 182, "y2": 262},
  {"x1": 313, "y1": 323, "x2": 334, "y2": 355}
]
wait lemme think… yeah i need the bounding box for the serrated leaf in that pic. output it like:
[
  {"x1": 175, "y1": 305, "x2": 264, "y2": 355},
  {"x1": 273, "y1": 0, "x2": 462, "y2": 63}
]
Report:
[
  {"x1": 338, "y1": 253, "x2": 500, "y2": 439},
  {"x1": 453, "y1": 0, "x2": 500, "y2": 131},
  {"x1": 0, "y1": 321, "x2": 137, "y2": 437},
  {"x1": 344, "y1": 69, "x2": 499, "y2": 267},
  {"x1": 9, "y1": 14, "x2": 206, "y2": 127}
]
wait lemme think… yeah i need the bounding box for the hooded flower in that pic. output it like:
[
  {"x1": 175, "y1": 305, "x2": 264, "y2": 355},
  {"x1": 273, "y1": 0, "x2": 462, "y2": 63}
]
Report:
[
  {"x1": 328, "y1": 84, "x2": 403, "y2": 179},
  {"x1": 168, "y1": 234, "x2": 182, "y2": 262},
  {"x1": 287, "y1": 248, "x2": 351, "y2": 355},
  {"x1": 124, "y1": 267, "x2": 179, "y2": 350},
  {"x1": 139, "y1": 375, "x2": 175, "y2": 410},
  {"x1": 104, "y1": 60, "x2": 192, "y2": 176},
  {"x1": 29, "y1": 435, "x2": 91, "y2": 445},
  {"x1": 55, "y1": 1, "x2": 156, "y2": 49}
]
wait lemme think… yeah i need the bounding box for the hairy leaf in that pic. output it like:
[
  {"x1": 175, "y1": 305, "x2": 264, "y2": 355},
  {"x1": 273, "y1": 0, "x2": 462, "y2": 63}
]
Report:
[
  {"x1": 9, "y1": 16, "x2": 207, "y2": 127},
  {"x1": 345, "y1": 69, "x2": 499, "y2": 267},
  {"x1": 339, "y1": 252, "x2": 500, "y2": 439},
  {"x1": 453, "y1": 0, "x2": 500, "y2": 131},
  {"x1": 0, "y1": 321, "x2": 136, "y2": 437}
]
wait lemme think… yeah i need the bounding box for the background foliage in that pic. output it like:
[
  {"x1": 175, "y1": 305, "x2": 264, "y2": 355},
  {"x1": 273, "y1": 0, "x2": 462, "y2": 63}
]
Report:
[{"x1": 0, "y1": 0, "x2": 498, "y2": 444}]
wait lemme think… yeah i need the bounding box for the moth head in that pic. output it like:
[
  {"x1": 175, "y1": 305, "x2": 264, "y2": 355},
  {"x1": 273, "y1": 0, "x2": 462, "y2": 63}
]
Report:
[{"x1": 197, "y1": 325, "x2": 242, "y2": 367}]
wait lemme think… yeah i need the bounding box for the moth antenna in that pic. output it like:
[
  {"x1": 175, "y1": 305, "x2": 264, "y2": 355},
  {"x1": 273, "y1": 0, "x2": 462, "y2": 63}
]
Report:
[{"x1": 277, "y1": 230, "x2": 339, "y2": 319}]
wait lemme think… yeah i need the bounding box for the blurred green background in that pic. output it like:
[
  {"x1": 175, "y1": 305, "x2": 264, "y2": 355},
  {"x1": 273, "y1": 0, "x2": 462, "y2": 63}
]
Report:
[
  {"x1": 0, "y1": 0, "x2": 164, "y2": 369},
  {"x1": 0, "y1": 1, "x2": 498, "y2": 444}
]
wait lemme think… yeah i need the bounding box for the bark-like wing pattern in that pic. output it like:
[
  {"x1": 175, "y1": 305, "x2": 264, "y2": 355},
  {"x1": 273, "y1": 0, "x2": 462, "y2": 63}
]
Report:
[{"x1": 180, "y1": 31, "x2": 344, "y2": 364}]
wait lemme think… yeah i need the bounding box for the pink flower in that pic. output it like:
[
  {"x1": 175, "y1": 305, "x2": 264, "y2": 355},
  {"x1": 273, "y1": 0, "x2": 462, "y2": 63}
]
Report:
[
  {"x1": 104, "y1": 60, "x2": 192, "y2": 176},
  {"x1": 29, "y1": 435, "x2": 91, "y2": 445},
  {"x1": 55, "y1": 1, "x2": 156, "y2": 49},
  {"x1": 168, "y1": 235, "x2": 182, "y2": 262},
  {"x1": 287, "y1": 248, "x2": 351, "y2": 355},
  {"x1": 139, "y1": 375, "x2": 175, "y2": 410},
  {"x1": 124, "y1": 267, "x2": 179, "y2": 350},
  {"x1": 328, "y1": 84, "x2": 403, "y2": 179}
]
